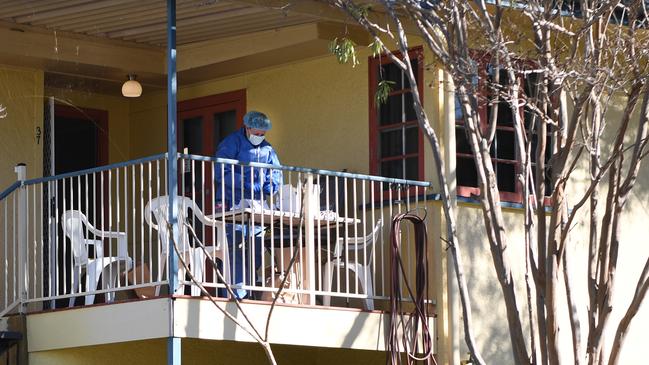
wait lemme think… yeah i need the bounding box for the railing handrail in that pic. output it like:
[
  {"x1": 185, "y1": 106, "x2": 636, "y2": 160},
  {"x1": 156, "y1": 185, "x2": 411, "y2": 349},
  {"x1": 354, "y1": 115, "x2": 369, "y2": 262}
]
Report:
[
  {"x1": 22, "y1": 153, "x2": 168, "y2": 187},
  {"x1": 0, "y1": 181, "x2": 21, "y2": 201},
  {"x1": 180, "y1": 153, "x2": 433, "y2": 187},
  {"x1": 0, "y1": 153, "x2": 432, "y2": 198}
]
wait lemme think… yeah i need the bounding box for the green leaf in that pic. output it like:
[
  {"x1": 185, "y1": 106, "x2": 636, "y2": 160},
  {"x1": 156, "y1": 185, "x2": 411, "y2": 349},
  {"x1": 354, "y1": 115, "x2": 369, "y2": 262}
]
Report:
[
  {"x1": 329, "y1": 37, "x2": 359, "y2": 67},
  {"x1": 369, "y1": 40, "x2": 382, "y2": 57},
  {"x1": 375, "y1": 80, "x2": 396, "y2": 106}
]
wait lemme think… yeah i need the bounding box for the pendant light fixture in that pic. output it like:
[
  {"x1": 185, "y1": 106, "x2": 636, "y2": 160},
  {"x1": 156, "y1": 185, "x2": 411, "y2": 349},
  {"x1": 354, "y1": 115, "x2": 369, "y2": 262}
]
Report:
[{"x1": 121, "y1": 74, "x2": 142, "y2": 97}]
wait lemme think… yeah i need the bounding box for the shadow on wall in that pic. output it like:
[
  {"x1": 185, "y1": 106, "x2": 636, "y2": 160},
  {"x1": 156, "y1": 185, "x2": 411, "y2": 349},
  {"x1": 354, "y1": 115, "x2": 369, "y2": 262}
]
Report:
[{"x1": 457, "y1": 204, "x2": 527, "y2": 365}]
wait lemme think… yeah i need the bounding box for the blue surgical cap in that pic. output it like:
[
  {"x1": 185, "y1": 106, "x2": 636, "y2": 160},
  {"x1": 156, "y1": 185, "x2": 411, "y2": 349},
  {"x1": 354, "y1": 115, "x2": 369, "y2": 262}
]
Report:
[{"x1": 243, "y1": 111, "x2": 272, "y2": 131}]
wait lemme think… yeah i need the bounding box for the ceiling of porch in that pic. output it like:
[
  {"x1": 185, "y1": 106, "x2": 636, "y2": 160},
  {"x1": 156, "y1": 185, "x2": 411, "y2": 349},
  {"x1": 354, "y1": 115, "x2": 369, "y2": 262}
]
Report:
[
  {"x1": 0, "y1": 0, "x2": 363, "y2": 94},
  {"x1": 0, "y1": 0, "x2": 318, "y2": 47}
]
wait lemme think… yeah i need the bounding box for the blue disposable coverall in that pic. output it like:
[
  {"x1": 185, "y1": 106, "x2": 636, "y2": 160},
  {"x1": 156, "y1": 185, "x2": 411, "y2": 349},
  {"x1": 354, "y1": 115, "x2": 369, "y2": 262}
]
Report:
[{"x1": 215, "y1": 128, "x2": 282, "y2": 298}]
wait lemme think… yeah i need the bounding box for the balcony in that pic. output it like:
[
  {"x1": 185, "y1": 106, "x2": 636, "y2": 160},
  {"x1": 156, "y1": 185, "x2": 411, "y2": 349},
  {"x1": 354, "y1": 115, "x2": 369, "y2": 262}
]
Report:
[{"x1": 0, "y1": 153, "x2": 436, "y2": 357}]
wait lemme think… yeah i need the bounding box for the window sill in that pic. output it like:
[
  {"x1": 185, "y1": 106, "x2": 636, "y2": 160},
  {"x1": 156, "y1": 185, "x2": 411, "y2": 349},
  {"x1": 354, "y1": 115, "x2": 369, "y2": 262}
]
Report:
[
  {"x1": 360, "y1": 193, "x2": 553, "y2": 213},
  {"x1": 456, "y1": 195, "x2": 553, "y2": 213}
]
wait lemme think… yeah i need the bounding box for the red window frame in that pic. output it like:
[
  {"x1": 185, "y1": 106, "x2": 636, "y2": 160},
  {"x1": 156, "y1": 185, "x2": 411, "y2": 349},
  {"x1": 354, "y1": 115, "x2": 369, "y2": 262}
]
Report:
[
  {"x1": 455, "y1": 53, "x2": 552, "y2": 204},
  {"x1": 177, "y1": 89, "x2": 246, "y2": 156},
  {"x1": 368, "y1": 47, "x2": 425, "y2": 187}
]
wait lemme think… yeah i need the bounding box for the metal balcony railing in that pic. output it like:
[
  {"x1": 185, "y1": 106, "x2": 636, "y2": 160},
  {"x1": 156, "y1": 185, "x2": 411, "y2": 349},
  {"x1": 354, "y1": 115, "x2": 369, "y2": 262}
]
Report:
[{"x1": 0, "y1": 153, "x2": 434, "y2": 315}]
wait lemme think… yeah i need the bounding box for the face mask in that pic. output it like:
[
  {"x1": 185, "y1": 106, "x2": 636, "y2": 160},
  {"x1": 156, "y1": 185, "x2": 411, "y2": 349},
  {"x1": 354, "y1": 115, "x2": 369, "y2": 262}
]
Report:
[{"x1": 248, "y1": 133, "x2": 265, "y2": 146}]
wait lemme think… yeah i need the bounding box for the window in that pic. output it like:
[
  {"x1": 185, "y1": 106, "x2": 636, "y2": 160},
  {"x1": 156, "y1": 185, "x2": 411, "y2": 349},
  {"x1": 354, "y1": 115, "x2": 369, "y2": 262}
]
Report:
[
  {"x1": 455, "y1": 55, "x2": 553, "y2": 203},
  {"x1": 369, "y1": 47, "x2": 424, "y2": 182}
]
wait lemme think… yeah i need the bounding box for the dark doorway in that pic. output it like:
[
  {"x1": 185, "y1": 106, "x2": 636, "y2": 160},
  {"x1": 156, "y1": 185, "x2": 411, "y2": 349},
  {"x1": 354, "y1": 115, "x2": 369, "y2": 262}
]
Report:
[{"x1": 43, "y1": 104, "x2": 108, "y2": 307}]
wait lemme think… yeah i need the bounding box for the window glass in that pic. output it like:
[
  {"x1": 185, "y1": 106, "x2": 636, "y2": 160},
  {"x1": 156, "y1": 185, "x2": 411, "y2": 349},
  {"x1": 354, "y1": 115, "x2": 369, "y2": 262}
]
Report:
[
  {"x1": 380, "y1": 128, "x2": 403, "y2": 158},
  {"x1": 496, "y1": 163, "x2": 516, "y2": 192},
  {"x1": 213, "y1": 110, "x2": 236, "y2": 145},
  {"x1": 405, "y1": 157, "x2": 419, "y2": 180},
  {"x1": 182, "y1": 116, "x2": 203, "y2": 155},
  {"x1": 455, "y1": 126, "x2": 472, "y2": 155},
  {"x1": 492, "y1": 130, "x2": 516, "y2": 160},
  {"x1": 405, "y1": 126, "x2": 419, "y2": 154},
  {"x1": 404, "y1": 92, "x2": 417, "y2": 121},
  {"x1": 371, "y1": 48, "x2": 423, "y2": 182},
  {"x1": 379, "y1": 94, "x2": 404, "y2": 126},
  {"x1": 380, "y1": 62, "x2": 403, "y2": 90},
  {"x1": 381, "y1": 160, "x2": 403, "y2": 179},
  {"x1": 457, "y1": 156, "x2": 479, "y2": 187},
  {"x1": 455, "y1": 55, "x2": 553, "y2": 202}
]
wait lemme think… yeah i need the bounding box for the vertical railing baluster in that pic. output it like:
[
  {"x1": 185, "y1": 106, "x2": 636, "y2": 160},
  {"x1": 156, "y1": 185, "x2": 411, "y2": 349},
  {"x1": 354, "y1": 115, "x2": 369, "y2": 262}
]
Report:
[
  {"x1": 361, "y1": 179, "x2": 367, "y2": 302},
  {"x1": 231, "y1": 164, "x2": 237, "y2": 292},
  {"x1": 210, "y1": 160, "x2": 216, "y2": 290},
  {"x1": 220, "y1": 161, "x2": 226, "y2": 295},
  {"x1": 31, "y1": 185, "x2": 36, "y2": 300},
  {"x1": 73, "y1": 175, "x2": 79, "y2": 298},
  {"x1": 190, "y1": 158, "x2": 196, "y2": 291},
  {"x1": 131, "y1": 165, "x2": 138, "y2": 290},
  {"x1": 91, "y1": 172, "x2": 96, "y2": 298},
  {"x1": 201, "y1": 160, "x2": 206, "y2": 288},
  {"x1": 370, "y1": 180, "x2": 376, "y2": 303},
  {"x1": 287, "y1": 171, "x2": 294, "y2": 285},
  {"x1": 247, "y1": 165, "x2": 253, "y2": 292},
  {"x1": 40, "y1": 183, "x2": 44, "y2": 299},
  {"x1": 116, "y1": 167, "x2": 122, "y2": 294},
  {"x1": 48, "y1": 181, "x2": 52, "y2": 300},
  {"x1": 99, "y1": 170, "x2": 104, "y2": 301},
  {"x1": 74, "y1": 175, "x2": 80, "y2": 301},
  {"x1": 146, "y1": 162, "x2": 151, "y2": 286},
  {"x1": 62, "y1": 177, "x2": 68, "y2": 299},
  {"x1": 343, "y1": 177, "x2": 349, "y2": 299},
  {"x1": 388, "y1": 183, "x2": 393, "y2": 298},
  {"x1": 156, "y1": 159, "x2": 161, "y2": 287},
  {"x1": 138, "y1": 163, "x2": 146, "y2": 292},
  {"x1": 256, "y1": 165, "x2": 261, "y2": 293},
  {"x1": 352, "y1": 178, "x2": 358, "y2": 296},
  {"x1": 4, "y1": 198, "x2": 8, "y2": 308},
  {"x1": 122, "y1": 166, "x2": 129, "y2": 291},
  {"x1": 11, "y1": 191, "x2": 15, "y2": 307},
  {"x1": 26, "y1": 185, "x2": 31, "y2": 302},
  {"x1": 324, "y1": 175, "x2": 330, "y2": 299},
  {"x1": 335, "y1": 175, "x2": 340, "y2": 298},
  {"x1": 304, "y1": 173, "x2": 315, "y2": 304},
  {"x1": 315, "y1": 174, "x2": 322, "y2": 294}
]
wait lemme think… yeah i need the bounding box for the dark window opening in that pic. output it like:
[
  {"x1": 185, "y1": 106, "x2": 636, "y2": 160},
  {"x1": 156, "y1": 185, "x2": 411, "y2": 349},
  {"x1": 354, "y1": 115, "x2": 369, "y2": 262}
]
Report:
[
  {"x1": 455, "y1": 56, "x2": 554, "y2": 203},
  {"x1": 369, "y1": 48, "x2": 424, "y2": 184}
]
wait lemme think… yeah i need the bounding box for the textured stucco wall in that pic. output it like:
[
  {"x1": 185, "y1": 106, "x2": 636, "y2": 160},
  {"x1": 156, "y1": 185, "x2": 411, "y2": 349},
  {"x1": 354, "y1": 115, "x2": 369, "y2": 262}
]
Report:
[{"x1": 0, "y1": 65, "x2": 43, "y2": 184}]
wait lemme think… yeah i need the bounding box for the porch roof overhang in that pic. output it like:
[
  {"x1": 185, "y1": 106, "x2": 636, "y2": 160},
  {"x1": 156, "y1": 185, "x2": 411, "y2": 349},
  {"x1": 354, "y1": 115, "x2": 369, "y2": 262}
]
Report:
[{"x1": 0, "y1": 0, "x2": 370, "y2": 95}]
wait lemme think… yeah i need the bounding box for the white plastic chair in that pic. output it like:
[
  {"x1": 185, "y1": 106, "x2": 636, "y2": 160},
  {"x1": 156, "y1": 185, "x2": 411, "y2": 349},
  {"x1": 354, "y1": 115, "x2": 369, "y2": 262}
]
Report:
[
  {"x1": 61, "y1": 210, "x2": 133, "y2": 306},
  {"x1": 145, "y1": 196, "x2": 230, "y2": 296},
  {"x1": 322, "y1": 219, "x2": 383, "y2": 310}
]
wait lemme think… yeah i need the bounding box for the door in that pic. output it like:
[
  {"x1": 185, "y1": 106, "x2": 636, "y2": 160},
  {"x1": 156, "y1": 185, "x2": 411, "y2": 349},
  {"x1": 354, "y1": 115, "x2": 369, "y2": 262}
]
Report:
[
  {"x1": 43, "y1": 104, "x2": 108, "y2": 307},
  {"x1": 177, "y1": 89, "x2": 245, "y2": 214}
]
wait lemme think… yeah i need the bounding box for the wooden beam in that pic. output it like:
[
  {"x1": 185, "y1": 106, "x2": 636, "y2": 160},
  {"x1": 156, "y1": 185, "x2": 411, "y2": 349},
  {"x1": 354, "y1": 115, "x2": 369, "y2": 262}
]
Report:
[
  {"x1": 178, "y1": 22, "x2": 320, "y2": 71},
  {"x1": 177, "y1": 21, "x2": 370, "y2": 72},
  {"x1": 0, "y1": 24, "x2": 164, "y2": 77}
]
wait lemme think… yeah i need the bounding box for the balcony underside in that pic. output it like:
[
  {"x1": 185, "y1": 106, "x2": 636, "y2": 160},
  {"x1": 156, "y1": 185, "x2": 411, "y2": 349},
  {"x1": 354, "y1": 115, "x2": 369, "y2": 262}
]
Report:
[
  {"x1": 30, "y1": 338, "x2": 389, "y2": 365},
  {"x1": 26, "y1": 297, "x2": 435, "y2": 356}
]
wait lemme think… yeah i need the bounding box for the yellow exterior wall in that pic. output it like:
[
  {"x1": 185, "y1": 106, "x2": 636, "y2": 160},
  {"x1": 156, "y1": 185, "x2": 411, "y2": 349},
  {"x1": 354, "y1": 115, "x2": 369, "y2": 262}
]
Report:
[
  {"x1": 30, "y1": 338, "x2": 387, "y2": 365},
  {"x1": 130, "y1": 47, "x2": 440, "y2": 185},
  {"x1": 453, "y1": 93, "x2": 649, "y2": 364},
  {"x1": 0, "y1": 65, "x2": 44, "y2": 184}
]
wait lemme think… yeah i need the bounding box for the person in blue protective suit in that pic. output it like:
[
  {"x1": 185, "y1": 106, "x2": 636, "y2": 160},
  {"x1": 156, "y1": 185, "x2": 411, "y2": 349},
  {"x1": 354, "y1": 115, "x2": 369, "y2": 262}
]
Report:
[{"x1": 214, "y1": 111, "x2": 282, "y2": 299}]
